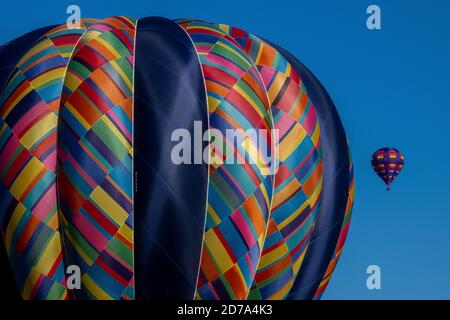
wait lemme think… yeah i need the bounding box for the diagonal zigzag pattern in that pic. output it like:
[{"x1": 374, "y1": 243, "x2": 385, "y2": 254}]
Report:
[
  {"x1": 0, "y1": 16, "x2": 354, "y2": 301},
  {"x1": 57, "y1": 16, "x2": 136, "y2": 300},
  {"x1": 212, "y1": 24, "x2": 323, "y2": 300},
  {"x1": 179, "y1": 20, "x2": 275, "y2": 300},
  {"x1": 0, "y1": 22, "x2": 96, "y2": 299}
]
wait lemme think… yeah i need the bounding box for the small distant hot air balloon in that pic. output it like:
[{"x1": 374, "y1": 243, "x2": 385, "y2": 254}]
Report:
[{"x1": 371, "y1": 147, "x2": 404, "y2": 191}]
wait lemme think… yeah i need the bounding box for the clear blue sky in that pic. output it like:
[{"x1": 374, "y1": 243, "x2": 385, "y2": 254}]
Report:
[{"x1": 2, "y1": 0, "x2": 450, "y2": 299}]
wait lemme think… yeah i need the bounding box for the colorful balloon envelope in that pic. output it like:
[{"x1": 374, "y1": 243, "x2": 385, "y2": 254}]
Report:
[
  {"x1": 0, "y1": 16, "x2": 354, "y2": 300},
  {"x1": 371, "y1": 147, "x2": 404, "y2": 191}
]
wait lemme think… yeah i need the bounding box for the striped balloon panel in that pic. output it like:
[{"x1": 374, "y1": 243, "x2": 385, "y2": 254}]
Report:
[
  {"x1": 0, "y1": 26, "x2": 61, "y2": 97},
  {"x1": 0, "y1": 25, "x2": 58, "y2": 301},
  {"x1": 0, "y1": 23, "x2": 95, "y2": 299},
  {"x1": 213, "y1": 25, "x2": 323, "y2": 300},
  {"x1": 313, "y1": 153, "x2": 354, "y2": 299},
  {"x1": 266, "y1": 39, "x2": 352, "y2": 300},
  {"x1": 371, "y1": 148, "x2": 404, "y2": 186},
  {"x1": 179, "y1": 20, "x2": 274, "y2": 300},
  {"x1": 57, "y1": 16, "x2": 135, "y2": 300}
]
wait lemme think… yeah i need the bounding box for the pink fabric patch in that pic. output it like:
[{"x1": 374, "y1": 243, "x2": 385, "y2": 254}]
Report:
[
  {"x1": 230, "y1": 210, "x2": 256, "y2": 249},
  {"x1": 42, "y1": 149, "x2": 56, "y2": 171},
  {"x1": 206, "y1": 53, "x2": 244, "y2": 78},
  {"x1": 12, "y1": 101, "x2": 48, "y2": 137},
  {"x1": 73, "y1": 209, "x2": 109, "y2": 251},
  {"x1": 258, "y1": 67, "x2": 276, "y2": 88},
  {"x1": 302, "y1": 103, "x2": 317, "y2": 134},
  {"x1": 275, "y1": 111, "x2": 296, "y2": 138},
  {"x1": 32, "y1": 183, "x2": 56, "y2": 221},
  {"x1": 0, "y1": 134, "x2": 20, "y2": 168}
]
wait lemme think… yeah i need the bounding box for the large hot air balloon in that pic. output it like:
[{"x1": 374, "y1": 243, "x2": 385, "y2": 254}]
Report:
[
  {"x1": 371, "y1": 147, "x2": 404, "y2": 191},
  {"x1": 0, "y1": 16, "x2": 354, "y2": 300}
]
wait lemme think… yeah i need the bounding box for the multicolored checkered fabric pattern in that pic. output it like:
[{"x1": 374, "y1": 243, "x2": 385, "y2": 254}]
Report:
[
  {"x1": 212, "y1": 24, "x2": 323, "y2": 300},
  {"x1": 57, "y1": 16, "x2": 135, "y2": 300},
  {"x1": 0, "y1": 22, "x2": 96, "y2": 299},
  {"x1": 0, "y1": 16, "x2": 354, "y2": 300},
  {"x1": 179, "y1": 20, "x2": 274, "y2": 300}
]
